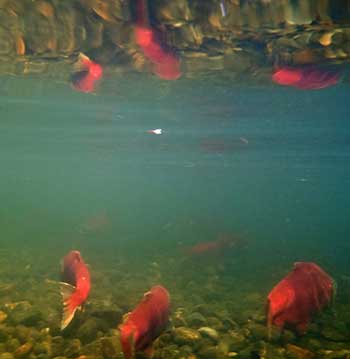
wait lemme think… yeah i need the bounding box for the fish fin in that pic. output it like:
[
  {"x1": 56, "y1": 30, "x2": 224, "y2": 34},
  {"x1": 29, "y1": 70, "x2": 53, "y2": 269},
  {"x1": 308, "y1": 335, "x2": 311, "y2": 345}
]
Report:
[
  {"x1": 122, "y1": 312, "x2": 131, "y2": 323},
  {"x1": 73, "y1": 53, "x2": 91, "y2": 73},
  {"x1": 45, "y1": 278, "x2": 61, "y2": 285},
  {"x1": 142, "y1": 291, "x2": 152, "y2": 301},
  {"x1": 60, "y1": 282, "x2": 78, "y2": 330}
]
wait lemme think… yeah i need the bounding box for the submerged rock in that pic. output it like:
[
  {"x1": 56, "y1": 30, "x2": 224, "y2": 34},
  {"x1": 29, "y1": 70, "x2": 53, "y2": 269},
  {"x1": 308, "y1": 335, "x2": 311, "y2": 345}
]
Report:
[
  {"x1": 286, "y1": 344, "x2": 314, "y2": 359},
  {"x1": 320, "y1": 327, "x2": 348, "y2": 342},
  {"x1": 0, "y1": 311, "x2": 8, "y2": 323},
  {"x1": 51, "y1": 336, "x2": 64, "y2": 357},
  {"x1": 187, "y1": 312, "x2": 207, "y2": 328},
  {"x1": 99, "y1": 336, "x2": 121, "y2": 358},
  {"x1": 173, "y1": 327, "x2": 201, "y2": 345},
  {"x1": 14, "y1": 342, "x2": 33, "y2": 358},
  {"x1": 77, "y1": 318, "x2": 109, "y2": 344},
  {"x1": 0, "y1": 354, "x2": 15, "y2": 359},
  {"x1": 198, "y1": 327, "x2": 219, "y2": 342},
  {"x1": 9, "y1": 303, "x2": 43, "y2": 326},
  {"x1": 63, "y1": 339, "x2": 81, "y2": 358},
  {"x1": 197, "y1": 345, "x2": 223, "y2": 359}
]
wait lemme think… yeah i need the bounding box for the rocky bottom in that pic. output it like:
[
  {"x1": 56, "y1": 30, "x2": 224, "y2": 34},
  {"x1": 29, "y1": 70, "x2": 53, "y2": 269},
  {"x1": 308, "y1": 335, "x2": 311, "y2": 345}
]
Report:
[{"x1": 0, "y1": 249, "x2": 349, "y2": 359}]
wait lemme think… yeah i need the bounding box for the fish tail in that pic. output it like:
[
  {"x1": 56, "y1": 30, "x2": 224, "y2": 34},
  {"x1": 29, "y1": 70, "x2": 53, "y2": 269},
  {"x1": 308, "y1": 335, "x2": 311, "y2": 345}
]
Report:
[{"x1": 60, "y1": 282, "x2": 79, "y2": 330}]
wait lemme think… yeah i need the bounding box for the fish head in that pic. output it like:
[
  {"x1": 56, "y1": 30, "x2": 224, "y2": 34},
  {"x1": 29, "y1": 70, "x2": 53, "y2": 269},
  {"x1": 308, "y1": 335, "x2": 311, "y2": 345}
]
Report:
[{"x1": 61, "y1": 250, "x2": 82, "y2": 272}]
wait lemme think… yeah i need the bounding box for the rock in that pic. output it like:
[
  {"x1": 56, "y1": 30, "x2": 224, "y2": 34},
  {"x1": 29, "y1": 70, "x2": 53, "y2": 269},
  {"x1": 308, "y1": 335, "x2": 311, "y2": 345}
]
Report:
[
  {"x1": 197, "y1": 345, "x2": 222, "y2": 359},
  {"x1": 173, "y1": 327, "x2": 201, "y2": 345},
  {"x1": 6, "y1": 338, "x2": 20, "y2": 352},
  {"x1": 0, "y1": 325, "x2": 9, "y2": 341},
  {"x1": 187, "y1": 312, "x2": 207, "y2": 328},
  {"x1": 286, "y1": 344, "x2": 314, "y2": 359},
  {"x1": 260, "y1": 343, "x2": 286, "y2": 359},
  {"x1": 9, "y1": 303, "x2": 43, "y2": 326},
  {"x1": 321, "y1": 327, "x2": 348, "y2": 342},
  {"x1": 280, "y1": 329, "x2": 296, "y2": 343},
  {"x1": 154, "y1": 345, "x2": 181, "y2": 359},
  {"x1": 99, "y1": 336, "x2": 121, "y2": 358},
  {"x1": 237, "y1": 344, "x2": 259, "y2": 359},
  {"x1": 0, "y1": 354, "x2": 15, "y2": 359},
  {"x1": 227, "y1": 331, "x2": 247, "y2": 351},
  {"x1": 319, "y1": 349, "x2": 350, "y2": 359},
  {"x1": 206, "y1": 317, "x2": 224, "y2": 331},
  {"x1": 302, "y1": 338, "x2": 322, "y2": 351},
  {"x1": 222, "y1": 318, "x2": 239, "y2": 330},
  {"x1": 192, "y1": 305, "x2": 213, "y2": 317},
  {"x1": 51, "y1": 336, "x2": 64, "y2": 357},
  {"x1": 15, "y1": 325, "x2": 31, "y2": 344},
  {"x1": 198, "y1": 327, "x2": 219, "y2": 342},
  {"x1": 246, "y1": 322, "x2": 268, "y2": 340},
  {"x1": 14, "y1": 342, "x2": 33, "y2": 358},
  {"x1": 33, "y1": 341, "x2": 51, "y2": 356},
  {"x1": 90, "y1": 300, "x2": 123, "y2": 328},
  {"x1": 64, "y1": 339, "x2": 81, "y2": 358},
  {"x1": 77, "y1": 318, "x2": 109, "y2": 344},
  {"x1": 0, "y1": 311, "x2": 7, "y2": 323}
]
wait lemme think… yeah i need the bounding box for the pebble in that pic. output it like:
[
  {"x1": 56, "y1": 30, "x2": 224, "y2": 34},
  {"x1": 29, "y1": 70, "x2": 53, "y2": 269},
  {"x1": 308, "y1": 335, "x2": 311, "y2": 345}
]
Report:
[
  {"x1": 173, "y1": 327, "x2": 201, "y2": 345},
  {"x1": 198, "y1": 327, "x2": 219, "y2": 342},
  {"x1": 0, "y1": 311, "x2": 8, "y2": 323},
  {"x1": 14, "y1": 342, "x2": 33, "y2": 358}
]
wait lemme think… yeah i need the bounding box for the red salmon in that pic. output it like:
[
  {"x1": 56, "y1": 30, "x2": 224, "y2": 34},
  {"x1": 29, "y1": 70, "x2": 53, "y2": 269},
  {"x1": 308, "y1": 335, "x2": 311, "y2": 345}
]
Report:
[
  {"x1": 187, "y1": 232, "x2": 243, "y2": 256},
  {"x1": 119, "y1": 285, "x2": 170, "y2": 359},
  {"x1": 71, "y1": 53, "x2": 103, "y2": 93},
  {"x1": 267, "y1": 262, "x2": 334, "y2": 335},
  {"x1": 272, "y1": 66, "x2": 340, "y2": 90},
  {"x1": 134, "y1": 0, "x2": 181, "y2": 80},
  {"x1": 60, "y1": 250, "x2": 91, "y2": 329}
]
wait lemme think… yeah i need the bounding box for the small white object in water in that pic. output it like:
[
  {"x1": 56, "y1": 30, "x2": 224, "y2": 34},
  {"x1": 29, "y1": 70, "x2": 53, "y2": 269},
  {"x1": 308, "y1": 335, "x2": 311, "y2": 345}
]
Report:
[{"x1": 147, "y1": 128, "x2": 162, "y2": 135}]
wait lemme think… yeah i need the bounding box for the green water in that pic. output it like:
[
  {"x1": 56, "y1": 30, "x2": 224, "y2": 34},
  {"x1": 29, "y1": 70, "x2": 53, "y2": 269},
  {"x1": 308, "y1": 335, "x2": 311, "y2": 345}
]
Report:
[{"x1": 0, "y1": 73, "x2": 349, "y2": 358}]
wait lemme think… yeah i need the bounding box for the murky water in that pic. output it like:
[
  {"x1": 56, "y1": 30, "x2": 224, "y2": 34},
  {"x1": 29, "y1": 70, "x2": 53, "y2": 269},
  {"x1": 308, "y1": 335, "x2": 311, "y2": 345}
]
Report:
[{"x1": 1, "y1": 72, "x2": 350, "y2": 358}]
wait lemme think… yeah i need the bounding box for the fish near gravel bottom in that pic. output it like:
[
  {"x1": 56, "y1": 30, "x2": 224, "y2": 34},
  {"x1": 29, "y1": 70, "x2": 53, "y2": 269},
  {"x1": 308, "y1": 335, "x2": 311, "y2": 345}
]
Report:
[{"x1": 119, "y1": 285, "x2": 170, "y2": 359}]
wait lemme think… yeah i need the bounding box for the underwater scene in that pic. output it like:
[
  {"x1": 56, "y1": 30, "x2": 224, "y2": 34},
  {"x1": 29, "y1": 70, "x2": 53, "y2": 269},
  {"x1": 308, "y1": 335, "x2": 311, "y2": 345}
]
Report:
[{"x1": 1, "y1": 1, "x2": 350, "y2": 359}]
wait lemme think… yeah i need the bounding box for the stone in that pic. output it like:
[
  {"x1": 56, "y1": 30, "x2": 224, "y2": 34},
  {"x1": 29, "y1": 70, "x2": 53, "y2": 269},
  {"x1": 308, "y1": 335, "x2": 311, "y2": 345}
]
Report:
[
  {"x1": 10, "y1": 303, "x2": 43, "y2": 326},
  {"x1": 99, "y1": 336, "x2": 121, "y2": 358},
  {"x1": 14, "y1": 342, "x2": 33, "y2": 358},
  {"x1": 0, "y1": 311, "x2": 7, "y2": 323},
  {"x1": 64, "y1": 339, "x2": 81, "y2": 358},
  {"x1": 77, "y1": 318, "x2": 109, "y2": 344},
  {"x1": 173, "y1": 327, "x2": 201, "y2": 345},
  {"x1": 6, "y1": 338, "x2": 20, "y2": 352},
  {"x1": 198, "y1": 327, "x2": 219, "y2": 342},
  {"x1": 197, "y1": 345, "x2": 222, "y2": 359},
  {"x1": 286, "y1": 344, "x2": 314, "y2": 359},
  {"x1": 187, "y1": 312, "x2": 207, "y2": 328},
  {"x1": 51, "y1": 336, "x2": 64, "y2": 357},
  {"x1": 0, "y1": 354, "x2": 15, "y2": 359},
  {"x1": 321, "y1": 327, "x2": 348, "y2": 342}
]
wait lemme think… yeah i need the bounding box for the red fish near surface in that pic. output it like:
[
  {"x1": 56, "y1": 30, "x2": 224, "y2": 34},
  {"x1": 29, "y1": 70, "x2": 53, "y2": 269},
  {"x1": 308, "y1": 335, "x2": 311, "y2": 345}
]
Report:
[
  {"x1": 60, "y1": 250, "x2": 91, "y2": 329},
  {"x1": 71, "y1": 53, "x2": 103, "y2": 93},
  {"x1": 272, "y1": 66, "x2": 340, "y2": 90},
  {"x1": 267, "y1": 262, "x2": 334, "y2": 336},
  {"x1": 119, "y1": 285, "x2": 170, "y2": 359},
  {"x1": 134, "y1": 0, "x2": 181, "y2": 80}
]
